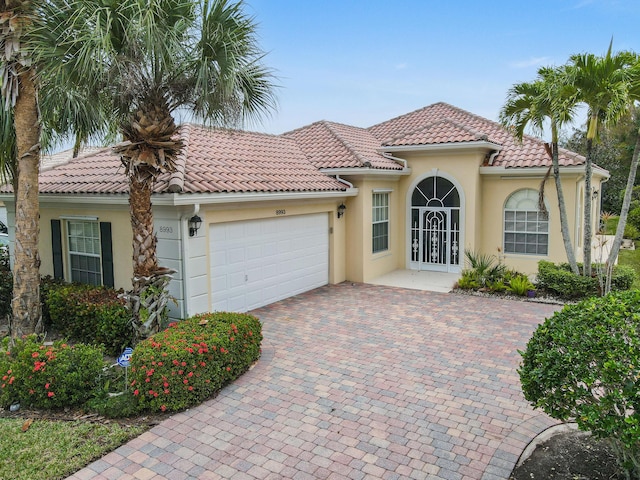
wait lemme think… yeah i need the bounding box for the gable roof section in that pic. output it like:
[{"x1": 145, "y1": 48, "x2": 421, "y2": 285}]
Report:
[
  {"x1": 16, "y1": 125, "x2": 347, "y2": 195},
  {"x1": 283, "y1": 121, "x2": 403, "y2": 170},
  {"x1": 369, "y1": 102, "x2": 585, "y2": 169}
]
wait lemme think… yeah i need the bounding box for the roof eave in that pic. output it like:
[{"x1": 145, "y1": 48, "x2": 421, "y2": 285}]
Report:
[
  {"x1": 380, "y1": 141, "x2": 502, "y2": 153},
  {"x1": 479, "y1": 165, "x2": 610, "y2": 179},
  {"x1": 320, "y1": 167, "x2": 411, "y2": 177}
]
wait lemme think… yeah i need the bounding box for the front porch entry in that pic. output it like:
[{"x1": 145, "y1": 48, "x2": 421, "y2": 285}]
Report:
[{"x1": 409, "y1": 175, "x2": 462, "y2": 273}]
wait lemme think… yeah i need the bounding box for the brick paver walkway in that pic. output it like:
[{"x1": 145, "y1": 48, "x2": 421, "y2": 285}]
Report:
[{"x1": 68, "y1": 283, "x2": 561, "y2": 480}]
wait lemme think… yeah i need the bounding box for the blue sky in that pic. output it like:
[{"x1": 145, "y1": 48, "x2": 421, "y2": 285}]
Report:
[{"x1": 242, "y1": 0, "x2": 640, "y2": 136}]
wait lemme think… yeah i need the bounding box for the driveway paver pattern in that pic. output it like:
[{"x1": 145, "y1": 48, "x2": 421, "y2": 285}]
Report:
[{"x1": 68, "y1": 283, "x2": 561, "y2": 480}]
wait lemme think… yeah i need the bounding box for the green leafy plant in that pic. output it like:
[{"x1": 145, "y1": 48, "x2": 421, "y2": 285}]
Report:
[
  {"x1": 486, "y1": 280, "x2": 508, "y2": 292},
  {"x1": 507, "y1": 274, "x2": 535, "y2": 296},
  {"x1": 456, "y1": 271, "x2": 480, "y2": 289},
  {"x1": 537, "y1": 260, "x2": 636, "y2": 299},
  {"x1": 0, "y1": 247, "x2": 11, "y2": 320},
  {"x1": 0, "y1": 336, "x2": 104, "y2": 409},
  {"x1": 46, "y1": 283, "x2": 134, "y2": 356},
  {"x1": 464, "y1": 250, "x2": 507, "y2": 287},
  {"x1": 129, "y1": 312, "x2": 262, "y2": 413},
  {"x1": 519, "y1": 290, "x2": 640, "y2": 478}
]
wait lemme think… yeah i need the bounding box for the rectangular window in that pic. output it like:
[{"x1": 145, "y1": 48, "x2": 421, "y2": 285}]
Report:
[
  {"x1": 67, "y1": 220, "x2": 102, "y2": 285},
  {"x1": 372, "y1": 193, "x2": 389, "y2": 253},
  {"x1": 504, "y1": 210, "x2": 548, "y2": 255}
]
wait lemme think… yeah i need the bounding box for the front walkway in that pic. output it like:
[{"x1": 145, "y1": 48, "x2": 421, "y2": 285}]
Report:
[{"x1": 68, "y1": 283, "x2": 560, "y2": 480}]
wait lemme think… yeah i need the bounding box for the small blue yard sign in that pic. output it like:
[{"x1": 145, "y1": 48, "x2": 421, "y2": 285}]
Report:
[{"x1": 117, "y1": 347, "x2": 133, "y2": 368}]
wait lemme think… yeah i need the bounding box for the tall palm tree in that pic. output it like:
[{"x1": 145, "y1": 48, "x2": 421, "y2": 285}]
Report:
[
  {"x1": 566, "y1": 42, "x2": 636, "y2": 276},
  {"x1": 35, "y1": 0, "x2": 276, "y2": 335},
  {"x1": 604, "y1": 58, "x2": 640, "y2": 293},
  {"x1": 0, "y1": 1, "x2": 43, "y2": 337},
  {"x1": 500, "y1": 66, "x2": 580, "y2": 274}
]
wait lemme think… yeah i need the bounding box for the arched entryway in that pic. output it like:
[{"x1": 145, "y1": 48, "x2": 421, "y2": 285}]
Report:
[{"x1": 409, "y1": 175, "x2": 462, "y2": 273}]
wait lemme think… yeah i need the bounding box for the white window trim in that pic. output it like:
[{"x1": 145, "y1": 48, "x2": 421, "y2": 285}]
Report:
[
  {"x1": 503, "y1": 189, "x2": 549, "y2": 257},
  {"x1": 65, "y1": 219, "x2": 103, "y2": 285},
  {"x1": 372, "y1": 192, "x2": 390, "y2": 254}
]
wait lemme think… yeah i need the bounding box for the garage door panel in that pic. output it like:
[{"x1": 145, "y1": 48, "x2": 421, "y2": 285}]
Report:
[{"x1": 210, "y1": 213, "x2": 328, "y2": 312}]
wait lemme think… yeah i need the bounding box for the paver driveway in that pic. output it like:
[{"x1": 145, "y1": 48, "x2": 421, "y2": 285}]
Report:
[{"x1": 68, "y1": 283, "x2": 562, "y2": 480}]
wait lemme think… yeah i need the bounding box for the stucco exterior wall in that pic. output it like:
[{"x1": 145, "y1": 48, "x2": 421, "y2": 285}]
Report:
[
  {"x1": 37, "y1": 202, "x2": 134, "y2": 289},
  {"x1": 397, "y1": 149, "x2": 486, "y2": 269}
]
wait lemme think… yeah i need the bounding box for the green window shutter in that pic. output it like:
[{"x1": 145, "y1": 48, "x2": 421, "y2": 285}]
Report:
[
  {"x1": 100, "y1": 222, "x2": 114, "y2": 288},
  {"x1": 51, "y1": 219, "x2": 64, "y2": 279}
]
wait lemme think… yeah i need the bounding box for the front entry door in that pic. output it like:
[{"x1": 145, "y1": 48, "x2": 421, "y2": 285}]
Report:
[
  {"x1": 412, "y1": 207, "x2": 460, "y2": 272},
  {"x1": 409, "y1": 176, "x2": 461, "y2": 273}
]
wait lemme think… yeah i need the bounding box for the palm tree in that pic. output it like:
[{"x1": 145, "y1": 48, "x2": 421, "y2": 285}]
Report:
[
  {"x1": 566, "y1": 42, "x2": 636, "y2": 277},
  {"x1": 0, "y1": 1, "x2": 43, "y2": 337},
  {"x1": 500, "y1": 66, "x2": 580, "y2": 274},
  {"x1": 35, "y1": 0, "x2": 276, "y2": 335},
  {"x1": 604, "y1": 58, "x2": 640, "y2": 293}
]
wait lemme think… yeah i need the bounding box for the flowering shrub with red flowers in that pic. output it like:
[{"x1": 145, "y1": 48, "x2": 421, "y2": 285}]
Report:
[
  {"x1": 129, "y1": 312, "x2": 262, "y2": 412},
  {"x1": 0, "y1": 335, "x2": 104, "y2": 409}
]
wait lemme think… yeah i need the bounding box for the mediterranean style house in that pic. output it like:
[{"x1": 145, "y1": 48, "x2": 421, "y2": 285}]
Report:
[{"x1": 0, "y1": 102, "x2": 608, "y2": 318}]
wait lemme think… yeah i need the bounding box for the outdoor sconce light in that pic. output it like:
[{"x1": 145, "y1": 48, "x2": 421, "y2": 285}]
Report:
[
  {"x1": 337, "y1": 204, "x2": 346, "y2": 219},
  {"x1": 189, "y1": 214, "x2": 202, "y2": 237}
]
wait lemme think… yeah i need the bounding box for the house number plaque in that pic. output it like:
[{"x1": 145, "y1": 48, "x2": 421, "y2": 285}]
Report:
[{"x1": 275, "y1": 209, "x2": 286, "y2": 215}]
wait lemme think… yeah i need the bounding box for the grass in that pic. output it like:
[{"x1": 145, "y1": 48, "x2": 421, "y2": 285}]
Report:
[{"x1": 0, "y1": 418, "x2": 146, "y2": 480}]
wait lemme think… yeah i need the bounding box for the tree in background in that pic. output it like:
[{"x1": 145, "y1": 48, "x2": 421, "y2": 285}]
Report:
[{"x1": 562, "y1": 111, "x2": 639, "y2": 214}]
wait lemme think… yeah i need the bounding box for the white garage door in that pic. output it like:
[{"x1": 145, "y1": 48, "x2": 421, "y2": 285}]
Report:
[{"x1": 210, "y1": 213, "x2": 329, "y2": 312}]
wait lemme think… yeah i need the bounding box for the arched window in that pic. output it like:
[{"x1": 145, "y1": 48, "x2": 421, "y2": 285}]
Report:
[{"x1": 503, "y1": 189, "x2": 548, "y2": 255}]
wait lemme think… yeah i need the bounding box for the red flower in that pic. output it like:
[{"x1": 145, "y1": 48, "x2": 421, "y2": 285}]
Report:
[
  {"x1": 161, "y1": 405, "x2": 167, "y2": 412},
  {"x1": 47, "y1": 391, "x2": 55, "y2": 398},
  {"x1": 147, "y1": 369, "x2": 155, "y2": 376},
  {"x1": 45, "y1": 383, "x2": 50, "y2": 389},
  {"x1": 33, "y1": 361, "x2": 46, "y2": 372},
  {"x1": 31, "y1": 352, "x2": 39, "y2": 358},
  {"x1": 188, "y1": 386, "x2": 193, "y2": 391},
  {"x1": 133, "y1": 389, "x2": 139, "y2": 396},
  {"x1": 187, "y1": 372, "x2": 193, "y2": 378},
  {"x1": 183, "y1": 379, "x2": 188, "y2": 384},
  {"x1": 8, "y1": 377, "x2": 14, "y2": 384},
  {"x1": 226, "y1": 367, "x2": 231, "y2": 372}
]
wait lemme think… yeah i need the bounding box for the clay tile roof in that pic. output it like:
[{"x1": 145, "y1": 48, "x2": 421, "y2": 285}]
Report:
[
  {"x1": 15, "y1": 124, "x2": 346, "y2": 196},
  {"x1": 369, "y1": 102, "x2": 586, "y2": 169},
  {"x1": 171, "y1": 124, "x2": 346, "y2": 193},
  {"x1": 385, "y1": 119, "x2": 501, "y2": 147},
  {"x1": 284, "y1": 121, "x2": 403, "y2": 170}
]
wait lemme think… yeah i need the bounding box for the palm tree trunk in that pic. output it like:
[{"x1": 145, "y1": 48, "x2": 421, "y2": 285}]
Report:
[
  {"x1": 129, "y1": 168, "x2": 157, "y2": 290},
  {"x1": 604, "y1": 125, "x2": 640, "y2": 293},
  {"x1": 550, "y1": 135, "x2": 579, "y2": 274},
  {"x1": 583, "y1": 136, "x2": 594, "y2": 277},
  {"x1": 11, "y1": 66, "x2": 41, "y2": 338}
]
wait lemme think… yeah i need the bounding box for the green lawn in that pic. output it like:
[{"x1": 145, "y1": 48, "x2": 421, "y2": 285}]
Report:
[{"x1": 0, "y1": 418, "x2": 146, "y2": 480}]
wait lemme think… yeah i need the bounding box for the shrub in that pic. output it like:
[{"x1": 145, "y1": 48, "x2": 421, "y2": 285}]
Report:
[
  {"x1": 519, "y1": 290, "x2": 640, "y2": 478},
  {"x1": 0, "y1": 336, "x2": 104, "y2": 409},
  {"x1": 46, "y1": 283, "x2": 134, "y2": 356},
  {"x1": 536, "y1": 261, "x2": 600, "y2": 298},
  {"x1": 627, "y1": 206, "x2": 640, "y2": 231},
  {"x1": 456, "y1": 271, "x2": 479, "y2": 289},
  {"x1": 129, "y1": 312, "x2": 262, "y2": 413},
  {"x1": 624, "y1": 223, "x2": 640, "y2": 241},
  {"x1": 507, "y1": 274, "x2": 534, "y2": 296},
  {"x1": 536, "y1": 261, "x2": 636, "y2": 298}
]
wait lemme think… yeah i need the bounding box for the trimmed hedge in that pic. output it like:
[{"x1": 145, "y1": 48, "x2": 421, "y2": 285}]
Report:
[
  {"x1": 46, "y1": 283, "x2": 134, "y2": 356},
  {"x1": 519, "y1": 290, "x2": 640, "y2": 477},
  {"x1": 129, "y1": 312, "x2": 262, "y2": 413},
  {"x1": 0, "y1": 336, "x2": 104, "y2": 409},
  {"x1": 536, "y1": 260, "x2": 636, "y2": 298}
]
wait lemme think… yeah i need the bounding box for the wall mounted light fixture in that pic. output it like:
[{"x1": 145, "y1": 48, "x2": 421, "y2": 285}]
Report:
[
  {"x1": 337, "y1": 204, "x2": 346, "y2": 219},
  {"x1": 189, "y1": 215, "x2": 202, "y2": 237}
]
